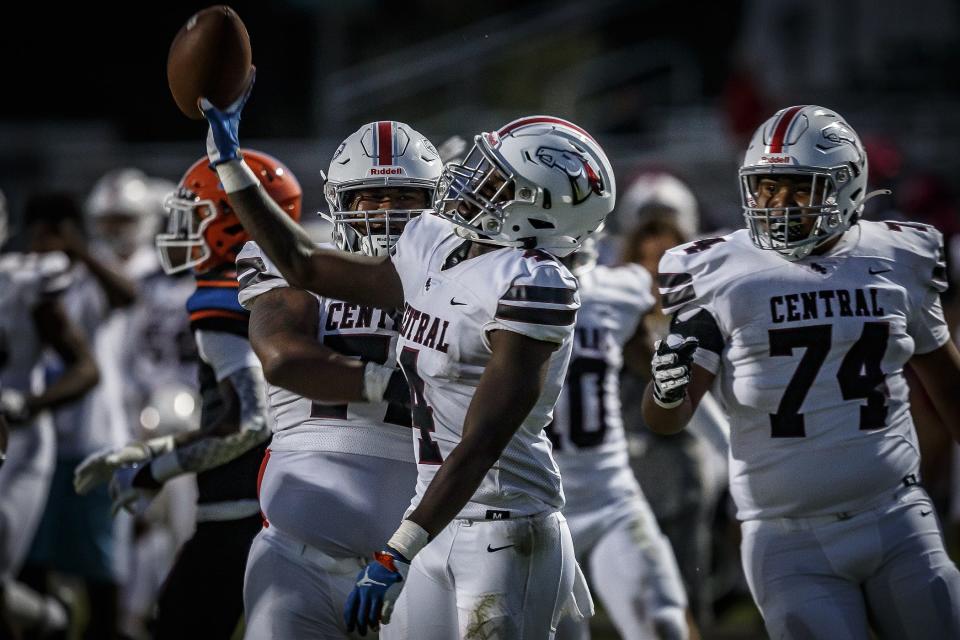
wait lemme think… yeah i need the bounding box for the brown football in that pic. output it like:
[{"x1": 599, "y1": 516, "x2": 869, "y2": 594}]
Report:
[{"x1": 167, "y1": 5, "x2": 252, "y2": 120}]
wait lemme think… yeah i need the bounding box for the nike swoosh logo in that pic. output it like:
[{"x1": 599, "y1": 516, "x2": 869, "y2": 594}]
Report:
[
  {"x1": 486, "y1": 544, "x2": 514, "y2": 553},
  {"x1": 920, "y1": 509, "x2": 932, "y2": 517},
  {"x1": 450, "y1": 298, "x2": 468, "y2": 306},
  {"x1": 869, "y1": 267, "x2": 891, "y2": 274}
]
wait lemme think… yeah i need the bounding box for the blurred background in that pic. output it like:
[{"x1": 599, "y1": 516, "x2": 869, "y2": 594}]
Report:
[{"x1": 1, "y1": 1, "x2": 958, "y2": 638}]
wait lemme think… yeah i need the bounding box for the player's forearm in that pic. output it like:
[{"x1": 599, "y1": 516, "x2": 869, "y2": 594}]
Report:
[
  {"x1": 909, "y1": 341, "x2": 960, "y2": 443},
  {"x1": 641, "y1": 384, "x2": 693, "y2": 434},
  {"x1": 258, "y1": 338, "x2": 366, "y2": 402},
  {"x1": 219, "y1": 177, "x2": 318, "y2": 291}
]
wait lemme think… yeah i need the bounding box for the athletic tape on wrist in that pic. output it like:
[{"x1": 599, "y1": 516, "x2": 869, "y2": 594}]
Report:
[
  {"x1": 387, "y1": 519, "x2": 430, "y2": 561},
  {"x1": 215, "y1": 160, "x2": 259, "y2": 193},
  {"x1": 149, "y1": 450, "x2": 185, "y2": 484},
  {"x1": 362, "y1": 362, "x2": 394, "y2": 403}
]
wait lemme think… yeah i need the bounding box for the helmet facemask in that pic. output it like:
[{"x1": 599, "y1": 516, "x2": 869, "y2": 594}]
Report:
[
  {"x1": 156, "y1": 190, "x2": 219, "y2": 274},
  {"x1": 740, "y1": 167, "x2": 851, "y2": 261},
  {"x1": 322, "y1": 182, "x2": 432, "y2": 257},
  {"x1": 434, "y1": 135, "x2": 537, "y2": 248}
]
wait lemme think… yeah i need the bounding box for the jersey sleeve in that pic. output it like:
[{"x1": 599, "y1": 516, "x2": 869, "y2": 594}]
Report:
[
  {"x1": 194, "y1": 328, "x2": 261, "y2": 382},
  {"x1": 902, "y1": 224, "x2": 950, "y2": 354},
  {"x1": 485, "y1": 260, "x2": 580, "y2": 345},
  {"x1": 658, "y1": 244, "x2": 726, "y2": 374},
  {"x1": 236, "y1": 241, "x2": 289, "y2": 309}
]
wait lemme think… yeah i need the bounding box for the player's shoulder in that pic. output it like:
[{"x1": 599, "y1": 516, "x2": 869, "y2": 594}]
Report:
[
  {"x1": 856, "y1": 219, "x2": 944, "y2": 257},
  {"x1": 582, "y1": 263, "x2": 654, "y2": 312},
  {"x1": 658, "y1": 229, "x2": 756, "y2": 315},
  {"x1": 236, "y1": 240, "x2": 290, "y2": 307},
  {"x1": 856, "y1": 220, "x2": 947, "y2": 291},
  {"x1": 504, "y1": 249, "x2": 579, "y2": 296}
]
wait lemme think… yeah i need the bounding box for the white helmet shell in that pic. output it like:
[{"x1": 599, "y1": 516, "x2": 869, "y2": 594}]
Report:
[
  {"x1": 740, "y1": 105, "x2": 871, "y2": 261},
  {"x1": 87, "y1": 168, "x2": 176, "y2": 255},
  {"x1": 621, "y1": 172, "x2": 699, "y2": 239},
  {"x1": 323, "y1": 121, "x2": 441, "y2": 257},
  {"x1": 434, "y1": 116, "x2": 615, "y2": 257}
]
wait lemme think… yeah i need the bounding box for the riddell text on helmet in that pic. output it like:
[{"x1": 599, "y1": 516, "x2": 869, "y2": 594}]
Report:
[{"x1": 368, "y1": 167, "x2": 405, "y2": 176}]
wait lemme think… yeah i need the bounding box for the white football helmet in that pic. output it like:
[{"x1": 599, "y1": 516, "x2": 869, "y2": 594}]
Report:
[
  {"x1": 740, "y1": 105, "x2": 886, "y2": 261},
  {"x1": 87, "y1": 168, "x2": 176, "y2": 257},
  {"x1": 434, "y1": 116, "x2": 616, "y2": 257},
  {"x1": 322, "y1": 121, "x2": 441, "y2": 257}
]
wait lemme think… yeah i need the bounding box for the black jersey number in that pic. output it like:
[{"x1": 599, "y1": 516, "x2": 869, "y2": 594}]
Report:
[
  {"x1": 768, "y1": 322, "x2": 889, "y2": 437},
  {"x1": 546, "y1": 356, "x2": 609, "y2": 450},
  {"x1": 310, "y1": 334, "x2": 411, "y2": 427},
  {"x1": 398, "y1": 347, "x2": 444, "y2": 464}
]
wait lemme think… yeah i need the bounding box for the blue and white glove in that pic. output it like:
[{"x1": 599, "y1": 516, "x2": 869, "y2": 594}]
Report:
[
  {"x1": 201, "y1": 67, "x2": 255, "y2": 166},
  {"x1": 108, "y1": 464, "x2": 158, "y2": 517},
  {"x1": 651, "y1": 333, "x2": 699, "y2": 408},
  {"x1": 344, "y1": 547, "x2": 409, "y2": 636}
]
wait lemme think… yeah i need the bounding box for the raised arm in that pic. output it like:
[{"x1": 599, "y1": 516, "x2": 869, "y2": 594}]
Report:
[{"x1": 200, "y1": 78, "x2": 403, "y2": 309}]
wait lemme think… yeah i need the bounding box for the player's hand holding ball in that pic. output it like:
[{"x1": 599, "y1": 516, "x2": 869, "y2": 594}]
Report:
[
  {"x1": 166, "y1": 5, "x2": 254, "y2": 164},
  {"x1": 651, "y1": 333, "x2": 699, "y2": 408}
]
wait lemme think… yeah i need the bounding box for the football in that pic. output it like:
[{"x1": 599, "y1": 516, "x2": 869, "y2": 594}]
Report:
[{"x1": 167, "y1": 5, "x2": 252, "y2": 120}]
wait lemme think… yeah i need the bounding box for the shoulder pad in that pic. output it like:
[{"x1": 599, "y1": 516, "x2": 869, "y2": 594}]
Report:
[{"x1": 236, "y1": 241, "x2": 289, "y2": 308}]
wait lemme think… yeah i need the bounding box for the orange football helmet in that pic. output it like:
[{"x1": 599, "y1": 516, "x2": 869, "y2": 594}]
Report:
[{"x1": 156, "y1": 149, "x2": 302, "y2": 274}]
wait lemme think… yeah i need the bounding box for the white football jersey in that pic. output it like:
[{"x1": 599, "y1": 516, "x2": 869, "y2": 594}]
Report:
[
  {"x1": 237, "y1": 242, "x2": 413, "y2": 463},
  {"x1": 390, "y1": 213, "x2": 579, "y2": 519},
  {"x1": 550, "y1": 263, "x2": 655, "y2": 510},
  {"x1": 658, "y1": 220, "x2": 950, "y2": 520},
  {"x1": 0, "y1": 252, "x2": 71, "y2": 391}
]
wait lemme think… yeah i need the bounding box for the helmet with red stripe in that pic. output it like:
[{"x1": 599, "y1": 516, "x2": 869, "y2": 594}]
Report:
[
  {"x1": 739, "y1": 105, "x2": 881, "y2": 261},
  {"x1": 434, "y1": 115, "x2": 615, "y2": 257},
  {"x1": 156, "y1": 149, "x2": 302, "y2": 274},
  {"x1": 323, "y1": 121, "x2": 441, "y2": 257}
]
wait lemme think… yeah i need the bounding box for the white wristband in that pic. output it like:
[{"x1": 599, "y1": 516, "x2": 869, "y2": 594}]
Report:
[
  {"x1": 215, "y1": 159, "x2": 259, "y2": 193},
  {"x1": 149, "y1": 450, "x2": 185, "y2": 483},
  {"x1": 362, "y1": 362, "x2": 395, "y2": 403},
  {"x1": 387, "y1": 519, "x2": 430, "y2": 561}
]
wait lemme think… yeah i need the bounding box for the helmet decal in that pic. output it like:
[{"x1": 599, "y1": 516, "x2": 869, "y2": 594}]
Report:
[{"x1": 535, "y1": 147, "x2": 604, "y2": 205}]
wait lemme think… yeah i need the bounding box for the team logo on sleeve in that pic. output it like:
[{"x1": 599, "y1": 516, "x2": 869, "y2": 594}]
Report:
[{"x1": 535, "y1": 147, "x2": 605, "y2": 205}]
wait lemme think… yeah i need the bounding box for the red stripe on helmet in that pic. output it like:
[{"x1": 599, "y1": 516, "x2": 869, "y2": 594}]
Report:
[
  {"x1": 767, "y1": 105, "x2": 805, "y2": 154},
  {"x1": 498, "y1": 116, "x2": 596, "y2": 142},
  {"x1": 377, "y1": 121, "x2": 393, "y2": 166}
]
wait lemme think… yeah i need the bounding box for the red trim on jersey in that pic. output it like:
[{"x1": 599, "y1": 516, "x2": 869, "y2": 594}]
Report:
[
  {"x1": 188, "y1": 309, "x2": 247, "y2": 323},
  {"x1": 195, "y1": 280, "x2": 239, "y2": 288},
  {"x1": 767, "y1": 105, "x2": 804, "y2": 153},
  {"x1": 257, "y1": 448, "x2": 271, "y2": 528},
  {"x1": 377, "y1": 121, "x2": 393, "y2": 166},
  {"x1": 498, "y1": 116, "x2": 596, "y2": 142}
]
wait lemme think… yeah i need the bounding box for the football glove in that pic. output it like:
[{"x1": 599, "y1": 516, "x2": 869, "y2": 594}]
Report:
[
  {"x1": 344, "y1": 547, "x2": 409, "y2": 636},
  {"x1": 73, "y1": 436, "x2": 173, "y2": 495},
  {"x1": 0, "y1": 388, "x2": 32, "y2": 425},
  {"x1": 108, "y1": 464, "x2": 158, "y2": 517},
  {"x1": 651, "y1": 334, "x2": 699, "y2": 409},
  {"x1": 201, "y1": 67, "x2": 255, "y2": 166}
]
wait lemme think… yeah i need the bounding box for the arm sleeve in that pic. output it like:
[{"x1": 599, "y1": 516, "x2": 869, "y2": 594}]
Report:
[
  {"x1": 149, "y1": 359, "x2": 270, "y2": 482},
  {"x1": 236, "y1": 241, "x2": 290, "y2": 308},
  {"x1": 484, "y1": 262, "x2": 580, "y2": 345}
]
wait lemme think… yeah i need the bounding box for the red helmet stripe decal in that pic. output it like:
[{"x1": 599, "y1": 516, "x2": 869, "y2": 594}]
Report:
[
  {"x1": 498, "y1": 116, "x2": 596, "y2": 143},
  {"x1": 767, "y1": 105, "x2": 804, "y2": 154},
  {"x1": 377, "y1": 121, "x2": 393, "y2": 166}
]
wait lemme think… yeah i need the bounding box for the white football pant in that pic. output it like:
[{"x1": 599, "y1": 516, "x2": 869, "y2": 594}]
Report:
[
  {"x1": 741, "y1": 484, "x2": 960, "y2": 639},
  {"x1": 382, "y1": 511, "x2": 592, "y2": 640}
]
